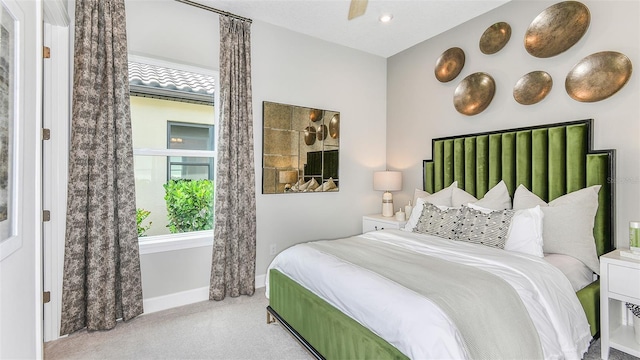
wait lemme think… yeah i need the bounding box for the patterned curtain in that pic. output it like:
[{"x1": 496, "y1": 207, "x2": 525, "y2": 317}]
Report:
[
  {"x1": 210, "y1": 16, "x2": 256, "y2": 300},
  {"x1": 60, "y1": 0, "x2": 143, "y2": 335}
]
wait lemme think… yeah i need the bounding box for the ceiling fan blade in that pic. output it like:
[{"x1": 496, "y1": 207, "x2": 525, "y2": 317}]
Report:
[{"x1": 348, "y1": 0, "x2": 368, "y2": 20}]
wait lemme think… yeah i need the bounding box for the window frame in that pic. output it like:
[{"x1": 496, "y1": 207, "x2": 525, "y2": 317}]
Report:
[
  {"x1": 129, "y1": 55, "x2": 219, "y2": 254},
  {"x1": 166, "y1": 121, "x2": 215, "y2": 181}
]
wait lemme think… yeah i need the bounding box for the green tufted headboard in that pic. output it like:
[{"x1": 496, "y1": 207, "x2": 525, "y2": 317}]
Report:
[
  {"x1": 423, "y1": 120, "x2": 615, "y2": 336},
  {"x1": 423, "y1": 119, "x2": 615, "y2": 258}
]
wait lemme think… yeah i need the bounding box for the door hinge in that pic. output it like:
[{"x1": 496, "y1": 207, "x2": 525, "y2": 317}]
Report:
[
  {"x1": 43, "y1": 46, "x2": 51, "y2": 59},
  {"x1": 43, "y1": 291, "x2": 51, "y2": 304},
  {"x1": 42, "y1": 128, "x2": 50, "y2": 140},
  {"x1": 43, "y1": 210, "x2": 50, "y2": 222}
]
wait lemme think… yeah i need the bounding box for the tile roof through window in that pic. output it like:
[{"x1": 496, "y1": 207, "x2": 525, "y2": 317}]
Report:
[{"x1": 128, "y1": 61, "x2": 215, "y2": 105}]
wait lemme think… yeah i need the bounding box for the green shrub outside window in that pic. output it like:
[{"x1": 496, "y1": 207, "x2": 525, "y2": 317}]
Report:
[{"x1": 164, "y1": 179, "x2": 214, "y2": 233}]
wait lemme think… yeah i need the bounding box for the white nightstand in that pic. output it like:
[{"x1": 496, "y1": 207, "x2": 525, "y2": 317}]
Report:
[
  {"x1": 362, "y1": 214, "x2": 407, "y2": 233},
  {"x1": 600, "y1": 249, "x2": 640, "y2": 359}
]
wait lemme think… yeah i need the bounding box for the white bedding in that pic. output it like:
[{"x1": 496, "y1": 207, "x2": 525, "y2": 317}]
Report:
[{"x1": 266, "y1": 229, "x2": 592, "y2": 360}]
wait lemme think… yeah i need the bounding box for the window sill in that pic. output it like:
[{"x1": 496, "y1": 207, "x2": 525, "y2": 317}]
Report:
[{"x1": 138, "y1": 230, "x2": 213, "y2": 255}]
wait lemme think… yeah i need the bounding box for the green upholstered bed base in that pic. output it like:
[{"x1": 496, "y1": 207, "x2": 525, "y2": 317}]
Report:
[
  {"x1": 268, "y1": 269, "x2": 408, "y2": 360},
  {"x1": 268, "y1": 120, "x2": 614, "y2": 358}
]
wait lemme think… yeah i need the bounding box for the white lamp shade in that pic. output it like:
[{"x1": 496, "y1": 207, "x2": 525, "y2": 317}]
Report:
[{"x1": 373, "y1": 171, "x2": 402, "y2": 191}]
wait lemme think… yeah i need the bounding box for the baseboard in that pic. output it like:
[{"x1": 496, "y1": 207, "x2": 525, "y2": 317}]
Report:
[
  {"x1": 143, "y1": 286, "x2": 210, "y2": 314},
  {"x1": 255, "y1": 273, "x2": 266, "y2": 289},
  {"x1": 142, "y1": 274, "x2": 267, "y2": 314}
]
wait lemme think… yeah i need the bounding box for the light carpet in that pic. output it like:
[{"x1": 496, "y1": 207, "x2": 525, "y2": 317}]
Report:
[{"x1": 44, "y1": 290, "x2": 638, "y2": 360}]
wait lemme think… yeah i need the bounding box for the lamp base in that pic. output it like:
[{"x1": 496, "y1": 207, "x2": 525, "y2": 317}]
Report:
[{"x1": 381, "y1": 191, "x2": 394, "y2": 217}]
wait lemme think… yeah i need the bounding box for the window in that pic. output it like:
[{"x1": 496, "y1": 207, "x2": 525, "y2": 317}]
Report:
[
  {"x1": 128, "y1": 56, "x2": 217, "y2": 253},
  {"x1": 167, "y1": 122, "x2": 215, "y2": 180}
]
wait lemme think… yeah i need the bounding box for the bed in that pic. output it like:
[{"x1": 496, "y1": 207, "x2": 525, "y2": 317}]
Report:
[{"x1": 266, "y1": 119, "x2": 614, "y2": 359}]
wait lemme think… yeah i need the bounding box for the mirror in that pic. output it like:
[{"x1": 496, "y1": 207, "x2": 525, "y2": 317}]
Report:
[{"x1": 262, "y1": 101, "x2": 339, "y2": 194}]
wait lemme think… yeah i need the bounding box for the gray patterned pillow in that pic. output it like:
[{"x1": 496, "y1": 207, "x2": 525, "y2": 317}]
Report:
[
  {"x1": 454, "y1": 206, "x2": 515, "y2": 249},
  {"x1": 414, "y1": 203, "x2": 462, "y2": 239}
]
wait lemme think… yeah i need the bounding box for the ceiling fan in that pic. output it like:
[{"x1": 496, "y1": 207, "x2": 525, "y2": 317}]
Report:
[{"x1": 348, "y1": 0, "x2": 368, "y2": 20}]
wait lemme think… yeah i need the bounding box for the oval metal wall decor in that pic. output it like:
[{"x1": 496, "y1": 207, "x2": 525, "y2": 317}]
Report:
[
  {"x1": 317, "y1": 124, "x2": 328, "y2": 141},
  {"x1": 513, "y1": 71, "x2": 553, "y2": 105},
  {"x1": 309, "y1": 109, "x2": 323, "y2": 122},
  {"x1": 524, "y1": 1, "x2": 590, "y2": 58},
  {"x1": 479, "y1": 22, "x2": 511, "y2": 55},
  {"x1": 453, "y1": 72, "x2": 496, "y2": 116},
  {"x1": 304, "y1": 126, "x2": 317, "y2": 145},
  {"x1": 434, "y1": 47, "x2": 465, "y2": 83},
  {"x1": 329, "y1": 114, "x2": 340, "y2": 139},
  {"x1": 565, "y1": 51, "x2": 633, "y2": 102}
]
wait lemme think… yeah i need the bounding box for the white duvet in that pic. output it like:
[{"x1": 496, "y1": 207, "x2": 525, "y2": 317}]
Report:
[{"x1": 266, "y1": 229, "x2": 592, "y2": 360}]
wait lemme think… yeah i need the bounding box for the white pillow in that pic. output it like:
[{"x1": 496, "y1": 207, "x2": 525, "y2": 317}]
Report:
[
  {"x1": 412, "y1": 188, "x2": 430, "y2": 207},
  {"x1": 513, "y1": 184, "x2": 601, "y2": 274},
  {"x1": 544, "y1": 253, "x2": 594, "y2": 292},
  {"x1": 467, "y1": 203, "x2": 544, "y2": 257},
  {"x1": 315, "y1": 178, "x2": 337, "y2": 192},
  {"x1": 452, "y1": 180, "x2": 512, "y2": 210},
  {"x1": 305, "y1": 178, "x2": 320, "y2": 191},
  {"x1": 403, "y1": 182, "x2": 458, "y2": 232}
]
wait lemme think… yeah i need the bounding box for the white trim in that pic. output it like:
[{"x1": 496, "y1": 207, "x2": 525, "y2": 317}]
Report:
[
  {"x1": 43, "y1": 0, "x2": 69, "y2": 26},
  {"x1": 138, "y1": 230, "x2": 213, "y2": 255},
  {"x1": 142, "y1": 276, "x2": 267, "y2": 314},
  {"x1": 142, "y1": 286, "x2": 209, "y2": 314},
  {"x1": 42, "y1": 21, "x2": 70, "y2": 343},
  {"x1": 255, "y1": 274, "x2": 267, "y2": 289},
  {"x1": 133, "y1": 148, "x2": 215, "y2": 158}
]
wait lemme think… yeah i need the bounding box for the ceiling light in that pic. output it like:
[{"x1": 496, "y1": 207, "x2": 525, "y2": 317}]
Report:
[{"x1": 379, "y1": 14, "x2": 393, "y2": 23}]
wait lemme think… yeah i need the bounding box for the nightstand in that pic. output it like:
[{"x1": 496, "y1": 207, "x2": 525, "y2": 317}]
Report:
[
  {"x1": 362, "y1": 214, "x2": 407, "y2": 233},
  {"x1": 600, "y1": 249, "x2": 640, "y2": 359}
]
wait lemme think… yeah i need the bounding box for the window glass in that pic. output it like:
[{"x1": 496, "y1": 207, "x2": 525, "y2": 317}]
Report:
[{"x1": 130, "y1": 68, "x2": 215, "y2": 238}]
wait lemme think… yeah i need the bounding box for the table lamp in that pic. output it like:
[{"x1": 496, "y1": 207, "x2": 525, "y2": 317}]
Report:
[
  {"x1": 279, "y1": 170, "x2": 298, "y2": 192},
  {"x1": 373, "y1": 171, "x2": 402, "y2": 217}
]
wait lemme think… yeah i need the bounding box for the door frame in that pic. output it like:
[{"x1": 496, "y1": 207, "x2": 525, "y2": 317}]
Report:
[{"x1": 42, "y1": 0, "x2": 70, "y2": 343}]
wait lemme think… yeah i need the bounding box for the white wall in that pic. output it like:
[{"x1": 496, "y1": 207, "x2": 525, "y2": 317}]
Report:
[
  {"x1": 252, "y1": 21, "x2": 387, "y2": 276},
  {"x1": 387, "y1": 0, "x2": 640, "y2": 249},
  {"x1": 125, "y1": 1, "x2": 387, "y2": 301}
]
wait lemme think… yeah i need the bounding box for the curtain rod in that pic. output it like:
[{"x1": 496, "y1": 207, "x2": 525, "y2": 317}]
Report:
[{"x1": 175, "y1": 0, "x2": 253, "y2": 23}]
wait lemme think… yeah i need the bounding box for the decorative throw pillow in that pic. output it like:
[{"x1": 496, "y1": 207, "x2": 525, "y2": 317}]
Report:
[
  {"x1": 452, "y1": 180, "x2": 512, "y2": 210},
  {"x1": 404, "y1": 182, "x2": 458, "y2": 232},
  {"x1": 512, "y1": 184, "x2": 601, "y2": 274},
  {"x1": 290, "y1": 179, "x2": 304, "y2": 192},
  {"x1": 315, "y1": 178, "x2": 337, "y2": 192},
  {"x1": 468, "y1": 203, "x2": 544, "y2": 257},
  {"x1": 306, "y1": 178, "x2": 320, "y2": 191},
  {"x1": 454, "y1": 205, "x2": 515, "y2": 249},
  {"x1": 413, "y1": 203, "x2": 462, "y2": 239}
]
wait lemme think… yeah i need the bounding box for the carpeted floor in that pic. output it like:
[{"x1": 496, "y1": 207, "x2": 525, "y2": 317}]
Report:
[{"x1": 44, "y1": 290, "x2": 639, "y2": 360}]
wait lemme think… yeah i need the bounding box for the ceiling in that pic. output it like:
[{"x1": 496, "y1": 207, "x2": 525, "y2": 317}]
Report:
[{"x1": 193, "y1": 0, "x2": 511, "y2": 58}]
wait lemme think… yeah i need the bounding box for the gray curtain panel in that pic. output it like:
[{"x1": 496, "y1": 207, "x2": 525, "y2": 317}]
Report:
[
  {"x1": 210, "y1": 16, "x2": 257, "y2": 301},
  {"x1": 60, "y1": 0, "x2": 143, "y2": 335}
]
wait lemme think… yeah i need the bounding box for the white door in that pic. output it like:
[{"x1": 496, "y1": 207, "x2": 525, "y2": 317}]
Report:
[{"x1": 0, "y1": 0, "x2": 43, "y2": 358}]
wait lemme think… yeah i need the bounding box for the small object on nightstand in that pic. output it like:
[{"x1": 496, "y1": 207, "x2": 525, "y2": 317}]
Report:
[
  {"x1": 395, "y1": 208, "x2": 405, "y2": 221},
  {"x1": 405, "y1": 201, "x2": 413, "y2": 220},
  {"x1": 630, "y1": 221, "x2": 640, "y2": 252},
  {"x1": 621, "y1": 251, "x2": 640, "y2": 260}
]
